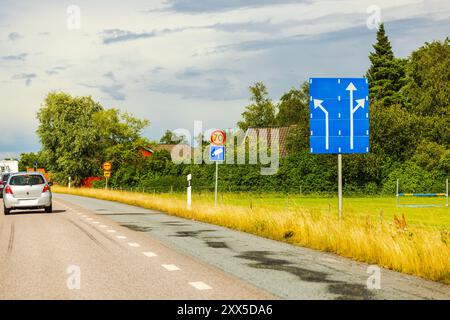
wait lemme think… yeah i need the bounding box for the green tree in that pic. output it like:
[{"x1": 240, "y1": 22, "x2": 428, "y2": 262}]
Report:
[
  {"x1": 238, "y1": 82, "x2": 276, "y2": 131},
  {"x1": 412, "y1": 140, "x2": 447, "y2": 172},
  {"x1": 160, "y1": 129, "x2": 187, "y2": 144},
  {"x1": 93, "y1": 109, "x2": 148, "y2": 145},
  {"x1": 403, "y1": 39, "x2": 450, "y2": 147},
  {"x1": 370, "y1": 100, "x2": 420, "y2": 161},
  {"x1": 366, "y1": 23, "x2": 407, "y2": 106},
  {"x1": 276, "y1": 81, "x2": 309, "y2": 126},
  {"x1": 37, "y1": 92, "x2": 149, "y2": 184},
  {"x1": 277, "y1": 82, "x2": 310, "y2": 153},
  {"x1": 18, "y1": 151, "x2": 46, "y2": 171},
  {"x1": 404, "y1": 39, "x2": 449, "y2": 116}
]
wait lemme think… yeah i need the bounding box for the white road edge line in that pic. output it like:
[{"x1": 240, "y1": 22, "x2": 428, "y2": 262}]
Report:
[
  {"x1": 189, "y1": 282, "x2": 212, "y2": 290},
  {"x1": 162, "y1": 264, "x2": 180, "y2": 271}
]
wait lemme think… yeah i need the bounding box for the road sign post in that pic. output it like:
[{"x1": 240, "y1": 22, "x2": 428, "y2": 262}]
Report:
[
  {"x1": 338, "y1": 154, "x2": 342, "y2": 219},
  {"x1": 214, "y1": 161, "x2": 218, "y2": 206},
  {"x1": 102, "y1": 162, "x2": 112, "y2": 190},
  {"x1": 309, "y1": 78, "x2": 370, "y2": 218},
  {"x1": 210, "y1": 130, "x2": 226, "y2": 206}
]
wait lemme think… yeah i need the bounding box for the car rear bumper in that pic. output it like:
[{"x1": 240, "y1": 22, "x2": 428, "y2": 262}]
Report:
[{"x1": 3, "y1": 193, "x2": 52, "y2": 210}]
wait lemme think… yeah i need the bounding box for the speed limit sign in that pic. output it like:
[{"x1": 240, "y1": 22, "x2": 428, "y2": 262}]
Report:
[{"x1": 210, "y1": 130, "x2": 226, "y2": 145}]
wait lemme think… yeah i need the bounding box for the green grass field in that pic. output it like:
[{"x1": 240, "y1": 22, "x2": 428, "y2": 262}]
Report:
[{"x1": 155, "y1": 192, "x2": 450, "y2": 229}]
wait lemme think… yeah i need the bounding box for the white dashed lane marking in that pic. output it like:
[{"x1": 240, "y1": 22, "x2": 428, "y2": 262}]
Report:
[
  {"x1": 99, "y1": 225, "x2": 107, "y2": 228},
  {"x1": 162, "y1": 264, "x2": 180, "y2": 271},
  {"x1": 92, "y1": 221, "x2": 99, "y2": 224},
  {"x1": 189, "y1": 282, "x2": 212, "y2": 290},
  {"x1": 107, "y1": 230, "x2": 116, "y2": 233},
  {"x1": 116, "y1": 236, "x2": 127, "y2": 239},
  {"x1": 143, "y1": 251, "x2": 157, "y2": 257},
  {"x1": 128, "y1": 242, "x2": 140, "y2": 247}
]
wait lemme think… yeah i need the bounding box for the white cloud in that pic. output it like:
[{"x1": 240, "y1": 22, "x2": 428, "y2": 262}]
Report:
[{"x1": 0, "y1": 0, "x2": 449, "y2": 157}]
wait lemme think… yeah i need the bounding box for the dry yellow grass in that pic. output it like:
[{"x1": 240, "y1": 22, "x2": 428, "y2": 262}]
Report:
[{"x1": 53, "y1": 186, "x2": 450, "y2": 285}]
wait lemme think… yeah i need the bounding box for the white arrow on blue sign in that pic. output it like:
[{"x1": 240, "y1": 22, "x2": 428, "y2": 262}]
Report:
[
  {"x1": 309, "y1": 78, "x2": 370, "y2": 154},
  {"x1": 210, "y1": 145, "x2": 225, "y2": 161}
]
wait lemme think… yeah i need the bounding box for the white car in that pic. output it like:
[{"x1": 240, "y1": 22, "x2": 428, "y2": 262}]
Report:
[{"x1": 2, "y1": 172, "x2": 52, "y2": 215}]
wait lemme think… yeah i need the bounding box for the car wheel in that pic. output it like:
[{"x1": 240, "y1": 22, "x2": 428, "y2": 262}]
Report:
[
  {"x1": 45, "y1": 205, "x2": 53, "y2": 213},
  {"x1": 4, "y1": 206, "x2": 10, "y2": 215}
]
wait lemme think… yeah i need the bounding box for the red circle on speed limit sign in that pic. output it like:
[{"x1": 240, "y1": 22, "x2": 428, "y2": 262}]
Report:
[{"x1": 210, "y1": 130, "x2": 226, "y2": 145}]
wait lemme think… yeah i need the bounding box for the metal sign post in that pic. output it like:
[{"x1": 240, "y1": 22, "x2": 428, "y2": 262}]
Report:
[
  {"x1": 210, "y1": 130, "x2": 226, "y2": 207},
  {"x1": 214, "y1": 161, "x2": 219, "y2": 206},
  {"x1": 187, "y1": 174, "x2": 192, "y2": 210},
  {"x1": 338, "y1": 154, "x2": 343, "y2": 219},
  {"x1": 309, "y1": 78, "x2": 370, "y2": 219}
]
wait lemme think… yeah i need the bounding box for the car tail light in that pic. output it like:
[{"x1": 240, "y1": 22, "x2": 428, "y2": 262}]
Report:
[
  {"x1": 5, "y1": 186, "x2": 13, "y2": 194},
  {"x1": 42, "y1": 185, "x2": 50, "y2": 193}
]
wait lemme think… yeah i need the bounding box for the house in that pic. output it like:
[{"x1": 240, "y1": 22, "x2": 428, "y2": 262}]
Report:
[{"x1": 138, "y1": 146, "x2": 155, "y2": 158}]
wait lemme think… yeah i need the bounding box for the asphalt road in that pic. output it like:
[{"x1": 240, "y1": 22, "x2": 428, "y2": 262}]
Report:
[
  {"x1": 0, "y1": 197, "x2": 272, "y2": 300},
  {"x1": 1, "y1": 194, "x2": 449, "y2": 300}
]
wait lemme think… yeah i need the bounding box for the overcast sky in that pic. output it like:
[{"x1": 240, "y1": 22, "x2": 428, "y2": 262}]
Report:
[{"x1": 0, "y1": 0, "x2": 449, "y2": 158}]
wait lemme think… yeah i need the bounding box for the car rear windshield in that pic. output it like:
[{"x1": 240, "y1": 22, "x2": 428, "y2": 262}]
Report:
[{"x1": 10, "y1": 175, "x2": 45, "y2": 186}]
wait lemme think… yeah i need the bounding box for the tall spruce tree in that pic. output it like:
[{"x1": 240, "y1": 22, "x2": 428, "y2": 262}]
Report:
[{"x1": 366, "y1": 23, "x2": 406, "y2": 106}]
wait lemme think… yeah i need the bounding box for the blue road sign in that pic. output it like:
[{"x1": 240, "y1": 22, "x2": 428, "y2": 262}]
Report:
[
  {"x1": 309, "y1": 78, "x2": 370, "y2": 154},
  {"x1": 210, "y1": 145, "x2": 225, "y2": 161}
]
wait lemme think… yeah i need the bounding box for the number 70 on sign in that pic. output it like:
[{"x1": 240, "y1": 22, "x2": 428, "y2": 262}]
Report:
[{"x1": 210, "y1": 130, "x2": 226, "y2": 145}]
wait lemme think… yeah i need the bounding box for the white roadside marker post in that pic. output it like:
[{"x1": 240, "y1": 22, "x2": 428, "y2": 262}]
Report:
[
  {"x1": 187, "y1": 174, "x2": 192, "y2": 210},
  {"x1": 396, "y1": 179, "x2": 400, "y2": 206},
  {"x1": 446, "y1": 179, "x2": 448, "y2": 207}
]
